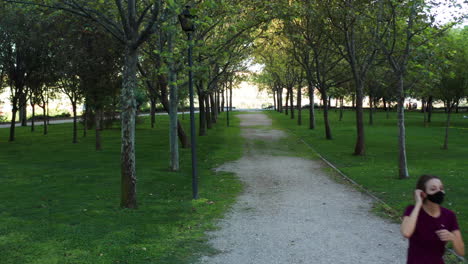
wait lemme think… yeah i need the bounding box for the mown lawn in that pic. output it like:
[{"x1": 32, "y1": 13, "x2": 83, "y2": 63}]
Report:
[
  {"x1": 267, "y1": 109, "x2": 468, "y2": 244},
  {"x1": 0, "y1": 113, "x2": 243, "y2": 264}
]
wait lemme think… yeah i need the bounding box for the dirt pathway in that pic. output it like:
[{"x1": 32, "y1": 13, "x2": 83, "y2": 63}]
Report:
[{"x1": 198, "y1": 113, "x2": 407, "y2": 264}]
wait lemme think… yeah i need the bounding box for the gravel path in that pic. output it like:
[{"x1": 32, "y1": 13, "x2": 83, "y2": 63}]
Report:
[{"x1": 198, "y1": 113, "x2": 407, "y2": 264}]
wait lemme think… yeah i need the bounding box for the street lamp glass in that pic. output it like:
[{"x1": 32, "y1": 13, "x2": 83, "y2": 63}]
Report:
[{"x1": 178, "y1": 6, "x2": 195, "y2": 32}]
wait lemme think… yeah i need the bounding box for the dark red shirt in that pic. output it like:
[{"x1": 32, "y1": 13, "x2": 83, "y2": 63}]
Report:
[{"x1": 403, "y1": 205, "x2": 460, "y2": 264}]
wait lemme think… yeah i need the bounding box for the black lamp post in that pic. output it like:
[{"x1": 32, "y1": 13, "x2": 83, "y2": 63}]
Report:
[{"x1": 178, "y1": 6, "x2": 198, "y2": 200}]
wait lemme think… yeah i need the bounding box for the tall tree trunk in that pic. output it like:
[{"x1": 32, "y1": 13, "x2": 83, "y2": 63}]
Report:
[
  {"x1": 339, "y1": 97, "x2": 344, "y2": 121},
  {"x1": 198, "y1": 90, "x2": 207, "y2": 136},
  {"x1": 322, "y1": 91, "x2": 332, "y2": 140},
  {"x1": 278, "y1": 87, "x2": 283, "y2": 113},
  {"x1": 95, "y1": 109, "x2": 102, "y2": 151},
  {"x1": 273, "y1": 89, "x2": 277, "y2": 111},
  {"x1": 72, "y1": 102, "x2": 77, "y2": 144},
  {"x1": 369, "y1": 95, "x2": 374, "y2": 125},
  {"x1": 20, "y1": 93, "x2": 27, "y2": 127},
  {"x1": 285, "y1": 88, "x2": 289, "y2": 115},
  {"x1": 290, "y1": 87, "x2": 294, "y2": 119},
  {"x1": 422, "y1": 98, "x2": 427, "y2": 126},
  {"x1": 397, "y1": 75, "x2": 409, "y2": 179},
  {"x1": 210, "y1": 93, "x2": 217, "y2": 124},
  {"x1": 353, "y1": 81, "x2": 365, "y2": 155},
  {"x1": 46, "y1": 97, "x2": 50, "y2": 125},
  {"x1": 150, "y1": 98, "x2": 156, "y2": 128},
  {"x1": 120, "y1": 46, "x2": 138, "y2": 209},
  {"x1": 230, "y1": 84, "x2": 233, "y2": 112},
  {"x1": 31, "y1": 103, "x2": 35, "y2": 132},
  {"x1": 157, "y1": 79, "x2": 189, "y2": 147},
  {"x1": 307, "y1": 80, "x2": 316, "y2": 129},
  {"x1": 227, "y1": 80, "x2": 233, "y2": 127},
  {"x1": 83, "y1": 103, "x2": 87, "y2": 137},
  {"x1": 217, "y1": 90, "x2": 221, "y2": 113},
  {"x1": 221, "y1": 88, "x2": 225, "y2": 112},
  {"x1": 168, "y1": 31, "x2": 179, "y2": 171},
  {"x1": 205, "y1": 95, "x2": 212, "y2": 129},
  {"x1": 427, "y1": 96, "x2": 433, "y2": 123},
  {"x1": 43, "y1": 105, "x2": 47, "y2": 135},
  {"x1": 442, "y1": 102, "x2": 452, "y2": 150},
  {"x1": 297, "y1": 86, "x2": 302, "y2": 125},
  {"x1": 9, "y1": 103, "x2": 18, "y2": 142}
]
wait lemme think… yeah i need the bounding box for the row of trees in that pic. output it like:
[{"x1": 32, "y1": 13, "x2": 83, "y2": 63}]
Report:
[
  {"x1": 253, "y1": 0, "x2": 468, "y2": 179},
  {"x1": 0, "y1": 0, "x2": 271, "y2": 208}
]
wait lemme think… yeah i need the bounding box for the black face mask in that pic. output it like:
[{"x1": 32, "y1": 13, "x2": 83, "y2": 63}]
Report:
[{"x1": 426, "y1": 191, "x2": 445, "y2": 204}]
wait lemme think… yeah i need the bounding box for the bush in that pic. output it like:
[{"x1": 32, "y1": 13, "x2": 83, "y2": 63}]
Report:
[
  {"x1": 54, "y1": 112, "x2": 71, "y2": 118},
  {"x1": 0, "y1": 115, "x2": 8, "y2": 123}
]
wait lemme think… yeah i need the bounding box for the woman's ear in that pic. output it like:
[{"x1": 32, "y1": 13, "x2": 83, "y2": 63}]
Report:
[{"x1": 421, "y1": 192, "x2": 427, "y2": 199}]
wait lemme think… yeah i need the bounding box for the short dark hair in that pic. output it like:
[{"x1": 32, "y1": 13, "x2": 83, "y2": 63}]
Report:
[{"x1": 416, "y1": 175, "x2": 440, "y2": 192}]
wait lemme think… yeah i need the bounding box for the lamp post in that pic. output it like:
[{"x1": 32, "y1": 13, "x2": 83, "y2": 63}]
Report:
[{"x1": 178, "y1": 6, "x2": 198, "y2": 199}]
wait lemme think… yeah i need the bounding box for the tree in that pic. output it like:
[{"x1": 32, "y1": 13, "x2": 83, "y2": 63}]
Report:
[
  {"x1": 377, "y1": 0, "x2": 461, "y2": 178},
  {"x1": 433, "y1": 29, "x2": 468, "y2": 149},
  {"x1": 0, "y1": 6, "x2": 47, "y2": 141},
  {"x1": 325, "y1": 0, "x2": 381, "y2": 155},
  {"x1": 2, "y1": 0, "x2": 164, "y2": 208}
]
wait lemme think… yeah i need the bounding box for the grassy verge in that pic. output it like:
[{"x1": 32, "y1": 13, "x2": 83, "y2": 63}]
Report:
[
  {"x1": 266, "y1": 109, "x2": 467, "y2": 262},
  {"x1": 0, "y1": 112, "x2": 243, "y2": 264}
]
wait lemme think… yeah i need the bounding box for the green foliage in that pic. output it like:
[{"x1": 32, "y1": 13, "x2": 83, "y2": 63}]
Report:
[{"x1": 0, "y1": 113, "x2": 244, "y2": 264}]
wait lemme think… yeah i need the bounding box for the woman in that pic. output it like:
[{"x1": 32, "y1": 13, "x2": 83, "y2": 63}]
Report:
[{"x1": 401, "y1": 175, "x2": 465, "y2": 264}]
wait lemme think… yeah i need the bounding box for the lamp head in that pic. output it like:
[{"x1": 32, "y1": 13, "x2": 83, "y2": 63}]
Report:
[{"x1": 178, "y1": 5, "x2": 195, "y2": 32}]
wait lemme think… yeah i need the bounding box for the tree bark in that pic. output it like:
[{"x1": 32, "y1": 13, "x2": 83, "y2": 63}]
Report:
[
  {"x1": 339, "y1": 97, "x2": 344, "y2": 121},
  {"x1": 278, "y1": 87, "x2": 283, "y2": 113},
  {"x1": 427, "y1": 96, "x2": 433, "y2": 123},
  {"x1": 369, "y1": 96, "x2": 374, "y2": 125},
  {"x1": 273, "y1": 89, "x2": 277, "y2": 111},
  {"x1": 221, "y1": 88, "x2": 225, "y2": 112},
  {"x1": 297, "y1": 86, "x2": 302, "y2": 125},
  {"x1": 289, "y1": 87, "x2": 294, "y2": 119},
  {"x1": 43, "y1": 104, "x2": 47, "y2": 135},
  {"x1": 307, "y1": 80, "x2": 316, "y2": 129},
  {"x1": 20, "y1": 93, "x2": 27, "y2": 127},
  {"x1": 95, "y1": 109, "x2": 102, "y2": 151},
  {"x1": 210, "y1": 93, "x2": 217, "y2": 124},
  {"x1": 31, "y1": 103, "x2": 35, "y2": 132},
  {"x1": 83, "y1": 103, "x2": 87, "y2": 137},
  {"x1": 205, "y1": 94, "x2": 212, "y2": 129},
  {"x1": 422, "y1": 98, "x2": 427, "y2": 125},
  {"x1": 120, "y1": 46, "x2": 138, "y2": 209},
  {"x1": 285, "y1": 88, "x2": 289, "y2": 115},
  {"x1": 168, "y1": 33, "x2": 179, "y2": 171},
  {"x1": 353, "y1": 81, "x2": 365, "y2": 155},
  {"x1": 157, "y1": 73, "x2": 190, "y2": 147},
  {"x1": 229, "y1": 82, "x2": 233, "y2": 118},
  {"x1": 397, "y1": 75, "x2": 409, "y2": 179},
  {"x1": 442, "y1": 103, "x2": 452, "y2": 150},
  {"x1": 9, "y1": 104, "x2": 18, "y2": 142},
  {"x1": 72, "y1": 102, "x2": 77, "y2": 144},
  {"x1": 150, "y1": 98, "x2": 156, "y2": 128},
  {"x1": 198, "y1": 90, "x2": 207, "y2": 136},
  {"x1": 322, "y1": 92, "x2": 332, "y2": 140}
]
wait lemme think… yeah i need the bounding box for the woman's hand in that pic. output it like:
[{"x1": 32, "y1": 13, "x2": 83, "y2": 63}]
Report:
[
  {"x1": 436, "y1": 229, "x2": 455, "y2": 242},
  {"x1": 414, "y1": 189, "x2": 424, "y2": 205}
]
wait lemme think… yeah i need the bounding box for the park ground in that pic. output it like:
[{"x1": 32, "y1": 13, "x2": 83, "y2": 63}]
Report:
[{"x1": 0, "y1": 109, "x2": 466, "y2": 263}]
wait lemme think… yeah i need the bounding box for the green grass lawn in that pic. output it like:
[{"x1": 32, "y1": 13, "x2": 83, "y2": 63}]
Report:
[
  {"x1": 0, "y1": 113, "x2": 243, "y2": 264},
  {"x1": 267, "y1": 109, "x2": 468, "y2": 243}
]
